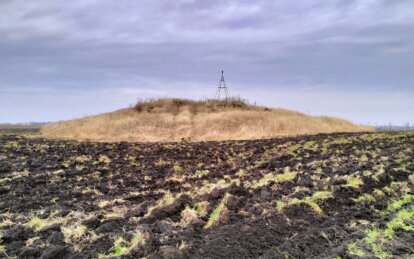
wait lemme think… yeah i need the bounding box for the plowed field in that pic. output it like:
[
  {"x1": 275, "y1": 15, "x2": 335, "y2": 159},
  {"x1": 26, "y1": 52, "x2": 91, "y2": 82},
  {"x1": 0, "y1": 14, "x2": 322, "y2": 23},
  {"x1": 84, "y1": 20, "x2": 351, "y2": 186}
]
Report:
[{"x1": 0, "y1": 131, "x2": 413, "y2": 258}]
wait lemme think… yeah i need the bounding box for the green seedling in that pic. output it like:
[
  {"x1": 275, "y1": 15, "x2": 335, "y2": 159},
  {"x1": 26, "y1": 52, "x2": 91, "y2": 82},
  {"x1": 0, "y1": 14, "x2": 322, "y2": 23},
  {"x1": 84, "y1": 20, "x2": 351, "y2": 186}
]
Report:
[
  {"x1": 107, "y1": 231, "x2": 142, "y2": 257},
  {"x1": 112, "y1": 237, "x2": 128, "y2": 256},
  {"x1": 275, "y1": 200, "x2": 285, "y2": 212}
]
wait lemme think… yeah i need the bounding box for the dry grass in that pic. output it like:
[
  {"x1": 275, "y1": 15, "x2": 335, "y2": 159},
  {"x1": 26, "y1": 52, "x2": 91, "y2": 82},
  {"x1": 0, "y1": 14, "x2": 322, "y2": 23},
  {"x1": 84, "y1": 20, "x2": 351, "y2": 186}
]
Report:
[
  {"x1": 134, "y1": 98, "x2": 255, "y2": 113},
  {"x1": 41, "y1": 98, "x2": 373, "y2": 142},
  {"x1": 61, "y1": 224, "x2": 87, "y2": 244}
]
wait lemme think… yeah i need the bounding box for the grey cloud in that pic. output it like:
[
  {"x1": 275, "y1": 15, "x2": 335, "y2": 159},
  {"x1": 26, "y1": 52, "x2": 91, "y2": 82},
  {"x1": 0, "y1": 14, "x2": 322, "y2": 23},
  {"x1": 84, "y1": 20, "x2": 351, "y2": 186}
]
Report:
[{"x1": 0, "y1": 0, "x2": 413, "y2": 123}]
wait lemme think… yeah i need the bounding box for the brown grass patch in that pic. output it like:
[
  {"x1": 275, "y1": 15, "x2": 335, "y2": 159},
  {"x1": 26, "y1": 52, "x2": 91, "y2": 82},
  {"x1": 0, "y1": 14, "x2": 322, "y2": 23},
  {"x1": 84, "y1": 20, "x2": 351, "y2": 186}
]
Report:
[{"x1": 41, "y1": 98, "x2": 372, "y2": 142}]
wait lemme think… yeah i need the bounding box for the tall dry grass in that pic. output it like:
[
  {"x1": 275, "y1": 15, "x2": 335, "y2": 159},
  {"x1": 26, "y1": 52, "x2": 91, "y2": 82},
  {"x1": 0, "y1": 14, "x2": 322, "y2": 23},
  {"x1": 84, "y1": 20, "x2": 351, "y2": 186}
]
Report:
[{"x1": 41, "y1": 98, "x2": 373, "y2": 142}]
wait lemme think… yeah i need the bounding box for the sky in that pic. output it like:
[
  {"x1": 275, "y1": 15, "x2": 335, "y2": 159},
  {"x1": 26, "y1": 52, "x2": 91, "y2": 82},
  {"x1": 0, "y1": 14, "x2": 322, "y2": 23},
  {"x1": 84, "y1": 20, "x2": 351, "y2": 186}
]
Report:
[{"x1": 1, "y1": 0, "x2": 413, "y2": 125}]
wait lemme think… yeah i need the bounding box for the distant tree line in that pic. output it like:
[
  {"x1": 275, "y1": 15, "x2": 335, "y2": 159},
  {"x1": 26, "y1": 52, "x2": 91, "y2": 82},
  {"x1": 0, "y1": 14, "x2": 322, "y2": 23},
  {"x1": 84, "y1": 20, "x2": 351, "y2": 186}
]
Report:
[
  {"x1": 375, "y1": 123, "x2": 414, "y2": 132},
  {"x1": 0, "y1": 122, "x2": 48, "y2": 129}
]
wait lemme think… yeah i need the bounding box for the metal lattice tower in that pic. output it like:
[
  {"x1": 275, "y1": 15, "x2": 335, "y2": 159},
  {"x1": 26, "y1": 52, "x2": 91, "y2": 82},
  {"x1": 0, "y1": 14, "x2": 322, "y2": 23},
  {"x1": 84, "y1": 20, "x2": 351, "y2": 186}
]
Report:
[{"x1": 215, "y1": 70, "x2": 229, "y2": 100}]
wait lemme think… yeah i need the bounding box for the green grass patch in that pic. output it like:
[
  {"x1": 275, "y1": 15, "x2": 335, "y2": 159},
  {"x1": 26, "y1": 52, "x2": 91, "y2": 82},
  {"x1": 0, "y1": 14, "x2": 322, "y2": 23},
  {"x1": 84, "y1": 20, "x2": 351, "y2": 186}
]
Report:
[
  {"x1": 205, "y1": 193, "x2": 229, "y2": 229},
  {"x1": 254, "y1": 167, "x2": 297, "y2": 188},
  {"x1": 343, "y1": 175, "x2": 364, "y2": 189},
  {"x1": 130, "y1": 232, "x2": 142, "y2": 245},
  {"x1": 386, "y1": 194, "x2": 414, "y2": 213},
  {"x1": 320, "y1": 144, "x2": 328, "y2": 155},
  {"x1": 359, "y1": 154, "x2": 369, "y2": 163},
  {"x1": 301, "y1": 191, "x2": 333, "y2": 215},
  {"x1": 26, "y1": 216, "x2": 62, "y2": 232},
  {"x1": 112, "y1": 237, "x2": 128, "y2": 256},
  {"x1": 303, "y1": 141, "x2": 316, "y2": 150},
  {"x1": 277, "y1": 191, "x2": 333, "y2": 216},
  {"x1": 235, "y1": 169, "x2": 245, "y2": 177},
  {"x1": 409, "y1": 174, "x2": 414, "y2": 185},
  {"x1": 346, "y1": 194, "x2": 414, "y2": 258},
  {"x1": 181, "y1": 202, "x2": 209, "y2": 227},
  {"x1": 288, "y1": 144, "x2": 301, "y2": 157},
  {"x1": 173, "y1": 164, "x2": 183, "y2": 173},
  {"x1": 347, "y1": 242, "x2": 366, "y2": 257},
  {"x1": 384, "y1": 205, "x2": 414, "y2": 238},
  {"x1": 373, "y1": 189, "x2": 385, "y2": 198},
  {"x1": 194, "y1": 170, "x2": 209, "y2": 178},
  {"x1": 100, "y1": 231, "x2": 143, "y2": 258},
  {"x1": 332, "y1": 137, "x2": 349, "y2": 145},
  {"x1": 98, "y1": 155, "x2": 112, "y2": 164},
  {"x1": 353, "y1": 194, "x2": 375, "y2": 205},
  {"x1": 194, "y1": 201, "x2": 209, "y2": 216},
  {"x1": 275, "y1": 200, "x2": 285, "y2": 212}
]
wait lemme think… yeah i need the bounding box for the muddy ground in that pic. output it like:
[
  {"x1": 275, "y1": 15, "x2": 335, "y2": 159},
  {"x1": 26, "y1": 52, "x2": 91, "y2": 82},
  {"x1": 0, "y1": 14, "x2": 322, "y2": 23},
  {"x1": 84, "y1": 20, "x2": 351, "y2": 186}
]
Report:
[{"x1": 0, "y1": 131, "x2": 413, "y2": 259}]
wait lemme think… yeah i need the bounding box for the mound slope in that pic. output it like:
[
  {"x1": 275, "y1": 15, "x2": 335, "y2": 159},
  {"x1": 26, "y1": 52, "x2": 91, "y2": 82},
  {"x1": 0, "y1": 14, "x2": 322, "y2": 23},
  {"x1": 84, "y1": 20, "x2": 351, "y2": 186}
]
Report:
[{"x1": 41, "y1": 98, "x2": 372, "y2": 142}]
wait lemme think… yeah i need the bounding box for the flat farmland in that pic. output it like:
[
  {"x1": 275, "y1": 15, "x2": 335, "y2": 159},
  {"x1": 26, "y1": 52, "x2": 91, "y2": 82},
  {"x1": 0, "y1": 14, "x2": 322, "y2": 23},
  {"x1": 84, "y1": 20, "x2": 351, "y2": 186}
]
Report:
[{"x1": 0, "y1": 131, "x2": 413, "y2": 258}]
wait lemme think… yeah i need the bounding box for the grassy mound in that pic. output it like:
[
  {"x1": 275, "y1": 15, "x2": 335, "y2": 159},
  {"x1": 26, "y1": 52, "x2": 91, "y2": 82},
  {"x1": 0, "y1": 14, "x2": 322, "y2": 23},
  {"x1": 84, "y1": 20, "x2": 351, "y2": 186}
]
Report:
[{"x1": 41, "y1": 98, "x2": 372, "y2": 142}]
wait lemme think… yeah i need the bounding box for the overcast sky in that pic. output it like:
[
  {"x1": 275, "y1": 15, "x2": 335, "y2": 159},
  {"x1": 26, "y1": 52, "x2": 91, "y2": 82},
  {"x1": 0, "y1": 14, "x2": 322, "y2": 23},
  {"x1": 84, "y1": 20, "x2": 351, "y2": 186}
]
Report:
[{"x1": 1, "y1": 0, "x2": 413, "y2": 125}]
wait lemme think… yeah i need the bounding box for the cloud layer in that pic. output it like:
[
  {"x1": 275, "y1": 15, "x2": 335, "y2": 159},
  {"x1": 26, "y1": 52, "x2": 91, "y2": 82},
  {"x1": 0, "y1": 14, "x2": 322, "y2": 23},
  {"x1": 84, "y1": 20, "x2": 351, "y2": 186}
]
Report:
[{"x1": 1, "y1": 0, "x2": 413, "y2": 124}]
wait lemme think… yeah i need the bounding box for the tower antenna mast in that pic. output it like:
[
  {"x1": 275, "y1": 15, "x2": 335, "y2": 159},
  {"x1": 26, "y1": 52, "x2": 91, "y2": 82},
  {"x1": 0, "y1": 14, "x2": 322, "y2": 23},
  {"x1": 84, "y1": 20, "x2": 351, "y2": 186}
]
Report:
[{"x1": 215, "y1": 70, "x2": 229, "y2": 100}]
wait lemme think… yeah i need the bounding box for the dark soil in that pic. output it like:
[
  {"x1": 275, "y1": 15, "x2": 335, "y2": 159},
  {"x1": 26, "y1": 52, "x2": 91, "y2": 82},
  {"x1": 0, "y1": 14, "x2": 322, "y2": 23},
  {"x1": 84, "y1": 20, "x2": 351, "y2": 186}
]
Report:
[{"x1": 0, "y1": 131, "x2": 413, "y2": 258}]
